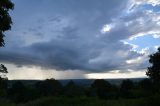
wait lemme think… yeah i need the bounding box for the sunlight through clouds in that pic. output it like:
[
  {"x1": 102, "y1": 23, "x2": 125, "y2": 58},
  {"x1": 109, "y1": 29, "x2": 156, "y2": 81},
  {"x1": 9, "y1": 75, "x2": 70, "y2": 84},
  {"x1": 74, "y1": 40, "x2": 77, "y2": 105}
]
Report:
[
  {"x1": 100, "y1": 24, "x2": 113, "y2": 34},
  {"x1": 85, "y1": 70, "x2": 146, "y2": 79},
  {"x1": 134, "y1": 0, "x2": 160, "y2": 6}
]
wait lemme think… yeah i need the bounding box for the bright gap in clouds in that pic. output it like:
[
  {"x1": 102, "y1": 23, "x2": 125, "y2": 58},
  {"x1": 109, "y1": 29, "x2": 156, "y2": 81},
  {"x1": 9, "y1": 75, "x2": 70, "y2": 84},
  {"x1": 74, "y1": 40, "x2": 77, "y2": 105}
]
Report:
[
  {"x1": 6, "y1": 63, "x2": 147, "y2": 80},
  {"x1": 6, "y1": 64, "x2": 86, "y2": 80},
  {"x1": 85, "y1": 70, "x2": 147, "y2": 79},
  {"x1": 100, "y1": 24, "x2": 112, "y2": 34}
]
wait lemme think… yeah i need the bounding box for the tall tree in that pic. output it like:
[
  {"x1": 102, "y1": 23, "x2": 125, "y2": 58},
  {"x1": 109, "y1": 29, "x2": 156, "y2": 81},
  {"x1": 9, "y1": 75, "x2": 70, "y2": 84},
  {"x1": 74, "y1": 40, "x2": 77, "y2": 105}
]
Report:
[
  {"x1": 120, "y1": 79, "x2": 133, "y2": 98},
  {"x1": 91, "y1": 79, "x2": 114, "y2": 99},
  {"x1": 0, "y1": 0, "x2": 14, "y2": 46},
  {"x1": 146, "y1": 47, "x2": 160, "y2": 84},
  {"x1": 0, "y1": 0, "x2": 14, "y2": 77},
  {"x1": 0, "y1": 64, "x2": 8, "y2": 73}
]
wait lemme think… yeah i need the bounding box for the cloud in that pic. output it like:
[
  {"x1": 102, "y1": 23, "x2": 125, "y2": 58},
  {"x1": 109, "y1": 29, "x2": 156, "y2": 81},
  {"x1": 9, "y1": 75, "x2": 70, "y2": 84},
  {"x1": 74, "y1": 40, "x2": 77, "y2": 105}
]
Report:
[
  {"x1": 0, "y1": 0, "x2": 158, "y2": 74},
  {"x1": 6, "y1": 63, "x2": 86, "y2": 79},
  {"x1": 85, "y1": 69, "x2": 147, "y2": 79},
  {"x1": 134, "y1": 0, "x2": 160, "y2": 6}
]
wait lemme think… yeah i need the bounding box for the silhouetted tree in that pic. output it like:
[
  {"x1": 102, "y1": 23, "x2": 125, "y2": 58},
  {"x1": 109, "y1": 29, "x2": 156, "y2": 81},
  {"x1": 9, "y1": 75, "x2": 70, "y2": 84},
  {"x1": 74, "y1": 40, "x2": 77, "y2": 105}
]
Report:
[
  {"x1": 120, "y1": 79, "x2": 133, "y2": 98},
  {"x1": 0, "y1": 64, "x2": 8, "y2": 97},
  {"x1": 35, "y1": 78, "x2": 63, "y2": 96},
  {"x1": 139, "y1": 78, "x2": 152, "y2": 90},
  {"x1": 0, "y1": 0, "x2": 14, "y2": 46},
  {"x1": 146, "y1": 47, "x2": 160, "y2": 85},
  {"x1": 134, "y1": 78, "x2": 153, "y2": 97},
  {"x1": 0, "y1": 64, "x2": 8, "y2": 79},
  {"x1": 0, "y1": 77, "x2": 7, "y2": 89},
  {"x1": 64, "y1": 80, "x2": 84, "y2": 97},
  {"x1": 8, "y1": 81, "x2": 41, "y2": 103},
  {"x1": 0, "y1": 0, "x2": 14, "y2": 86},
  {"x1": 0, "y1": 64, "x2": 7, "y2": 73},
  {"x1": 91, "y1": 79, "x2": 117, "y2": 99},
  {"x1": 120, "y1": 79, "x2": 133, "y2": 90},
  {"x1": 7, "y1": 81, "x2": 27, "y2": 102},
  {"x1": 0, "y1": 77, "x2": 8, "y2": 97}
]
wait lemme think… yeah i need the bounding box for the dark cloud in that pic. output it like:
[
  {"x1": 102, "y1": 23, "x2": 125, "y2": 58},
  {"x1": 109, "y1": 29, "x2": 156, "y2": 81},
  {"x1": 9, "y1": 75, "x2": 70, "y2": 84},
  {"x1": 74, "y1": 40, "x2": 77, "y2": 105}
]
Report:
[
  {"x1": 1, "y1": 0, "x2": 158, "y2": 73},
  {"x1": 0, "y1": 37, "x2": 146, "y2": 72}
]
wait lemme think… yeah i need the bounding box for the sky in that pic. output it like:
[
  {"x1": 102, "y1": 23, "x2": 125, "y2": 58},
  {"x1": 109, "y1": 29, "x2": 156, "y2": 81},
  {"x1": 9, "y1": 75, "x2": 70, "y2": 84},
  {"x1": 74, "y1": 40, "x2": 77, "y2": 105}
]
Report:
[{"x1": 0, "y1": 0, "x2": 160, "y2": 79}]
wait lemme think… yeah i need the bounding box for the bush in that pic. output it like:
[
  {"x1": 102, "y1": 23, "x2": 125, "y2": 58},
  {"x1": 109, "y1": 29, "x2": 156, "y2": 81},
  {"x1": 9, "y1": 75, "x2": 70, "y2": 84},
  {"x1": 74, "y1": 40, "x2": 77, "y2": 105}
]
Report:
[{"x1": 35, "y1": 78, "x2": 63, "y2": 96}]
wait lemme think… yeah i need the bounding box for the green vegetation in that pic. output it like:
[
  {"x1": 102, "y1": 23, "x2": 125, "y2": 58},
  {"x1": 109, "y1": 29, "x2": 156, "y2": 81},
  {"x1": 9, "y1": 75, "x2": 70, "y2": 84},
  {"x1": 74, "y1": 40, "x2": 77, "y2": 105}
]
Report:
[
  {"x1": 0, "y1": 95, "x2": 160, "y2": 106},
  {"x1": 22, "y1": 95, "x2": 160, "y2": 106},
  {"x1": 0, "y1": 77, "x2": 159, "y2": 106},
  {"x1": 146, "y1": 47, "x2": 160, "y2": 85}
]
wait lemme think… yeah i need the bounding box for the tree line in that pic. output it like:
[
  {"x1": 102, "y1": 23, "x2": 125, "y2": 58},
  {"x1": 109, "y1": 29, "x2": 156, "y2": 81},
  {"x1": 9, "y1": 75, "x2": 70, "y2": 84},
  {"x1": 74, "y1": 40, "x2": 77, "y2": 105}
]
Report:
[{"x1": 0, "y1": 77, "x2": 156, "y2": 103}]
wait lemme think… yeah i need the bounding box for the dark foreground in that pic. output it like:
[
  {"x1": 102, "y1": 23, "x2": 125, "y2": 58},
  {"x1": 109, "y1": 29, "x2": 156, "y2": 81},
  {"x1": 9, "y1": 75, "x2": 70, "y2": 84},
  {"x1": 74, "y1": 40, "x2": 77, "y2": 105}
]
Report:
[
  {"x1": 0, "y1": 95, "x2": 160, "y2": 106},
  {"x1": 0, "y1": 78, "x2": 160, "y2": 106}
]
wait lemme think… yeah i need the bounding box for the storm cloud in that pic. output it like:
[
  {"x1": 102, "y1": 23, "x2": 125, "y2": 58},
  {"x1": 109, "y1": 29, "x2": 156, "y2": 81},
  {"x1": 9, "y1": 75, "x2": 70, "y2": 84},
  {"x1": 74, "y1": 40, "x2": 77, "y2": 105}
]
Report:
[{"x1": 1, "y1": 0, "x2": 160, "y2": 73}]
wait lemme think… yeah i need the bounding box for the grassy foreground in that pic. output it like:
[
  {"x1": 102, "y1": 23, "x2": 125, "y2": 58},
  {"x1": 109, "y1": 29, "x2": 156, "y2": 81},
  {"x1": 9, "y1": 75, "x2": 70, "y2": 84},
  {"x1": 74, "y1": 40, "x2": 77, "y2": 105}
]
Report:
[{"x1": 1, "y1": 95, "x2": 160, "y2": 106}]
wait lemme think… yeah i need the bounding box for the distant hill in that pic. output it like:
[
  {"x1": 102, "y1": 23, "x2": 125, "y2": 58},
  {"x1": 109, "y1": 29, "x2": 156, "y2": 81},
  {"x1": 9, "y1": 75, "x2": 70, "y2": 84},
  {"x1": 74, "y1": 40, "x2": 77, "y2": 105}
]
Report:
[{"x1": 8, "y1": 78, "x2": 145, "y2": 87}]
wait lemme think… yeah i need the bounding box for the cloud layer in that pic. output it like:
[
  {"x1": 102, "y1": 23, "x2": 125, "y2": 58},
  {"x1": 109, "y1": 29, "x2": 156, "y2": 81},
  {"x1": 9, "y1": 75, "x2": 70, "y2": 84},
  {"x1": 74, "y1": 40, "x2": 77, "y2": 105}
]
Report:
[{"x1": 1, "y1": 0, "x2": 160, "y2": 73}]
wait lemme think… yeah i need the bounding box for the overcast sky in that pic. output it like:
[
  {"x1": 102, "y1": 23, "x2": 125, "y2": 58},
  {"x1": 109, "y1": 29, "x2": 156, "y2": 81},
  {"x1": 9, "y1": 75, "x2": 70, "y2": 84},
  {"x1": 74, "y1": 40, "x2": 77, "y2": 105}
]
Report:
[{"x1": 1, "y1": 0, "x2": 160, "y2": 79}]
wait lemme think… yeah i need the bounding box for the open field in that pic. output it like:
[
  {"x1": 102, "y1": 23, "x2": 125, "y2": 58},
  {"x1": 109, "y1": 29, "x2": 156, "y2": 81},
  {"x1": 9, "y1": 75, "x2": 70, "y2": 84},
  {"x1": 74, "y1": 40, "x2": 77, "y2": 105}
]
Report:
[{"x1": 0, "y1": 94, "x2": 160, "y2": 106}]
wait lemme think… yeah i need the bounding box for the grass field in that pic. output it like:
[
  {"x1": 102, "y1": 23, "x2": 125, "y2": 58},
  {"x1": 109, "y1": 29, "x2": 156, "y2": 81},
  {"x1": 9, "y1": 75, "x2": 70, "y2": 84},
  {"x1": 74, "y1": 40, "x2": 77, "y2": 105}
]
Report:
[{"x1": 1, "y1": 94, "x2": 159, "y2": 106}]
